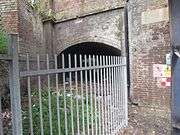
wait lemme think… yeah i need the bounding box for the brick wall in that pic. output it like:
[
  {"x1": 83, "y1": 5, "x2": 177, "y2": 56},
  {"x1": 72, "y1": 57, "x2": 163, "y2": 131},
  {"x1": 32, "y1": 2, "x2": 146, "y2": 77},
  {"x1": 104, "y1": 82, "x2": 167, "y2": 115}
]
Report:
[
  {"x1": 54, "y1": 8, "x2": 125, "y2": 55},
  {"x1": 54, "y1": 0, "x2": 125, "y2": 21},
  {"x1": 18, "y1": 0, "x2": 45, "y2": 54},
  {"x1": 0, "y1": 0, "x2": 45, "y2": 54},
  {"x1": 0, "y1": 0, "x2": 172, "y2": 133},
  {"x1": 128, "y1": 0, "x2": 171, "y2": 108},
  {"x1": 0, "y1": 0, "x2": 18, "y2": 33},
  {"x1": 1, "y1": 0, "x2": 171, "y2": 108},
  {"x1": 0, "y1": 0, "x2": 18, "y2": 97},
  {"x1": 126, "y1": 0, "x2": 171, "y2": 134},
  {"x1": 0, "y1": 0, "x2": 46, "y2": 98}
]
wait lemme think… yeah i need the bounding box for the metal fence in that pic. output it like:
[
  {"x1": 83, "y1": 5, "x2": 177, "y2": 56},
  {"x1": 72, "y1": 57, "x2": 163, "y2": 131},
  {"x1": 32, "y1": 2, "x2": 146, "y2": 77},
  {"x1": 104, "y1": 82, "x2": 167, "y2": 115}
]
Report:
[{"x1": 0, "y1": 34, "x2": 128, "y2": 135}]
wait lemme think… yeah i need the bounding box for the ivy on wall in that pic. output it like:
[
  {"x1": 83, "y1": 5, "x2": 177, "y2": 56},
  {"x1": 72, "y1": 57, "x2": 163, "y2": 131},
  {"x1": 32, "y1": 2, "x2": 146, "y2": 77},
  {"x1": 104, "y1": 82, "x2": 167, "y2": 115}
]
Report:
[
  {"x1": 29, "y1": 0, "x2": 55, "y2": 21},
  {"x1": 0, "y1": 30, "x2": 7, "y2": 54},
  {"x1": 0, "y1": 13, "x2": 7, "y2": 54}
]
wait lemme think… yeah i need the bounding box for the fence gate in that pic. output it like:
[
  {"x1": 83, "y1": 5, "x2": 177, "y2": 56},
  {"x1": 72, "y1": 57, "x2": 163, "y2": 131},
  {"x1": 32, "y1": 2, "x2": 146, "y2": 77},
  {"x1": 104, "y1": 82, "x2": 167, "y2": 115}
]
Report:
[{"x1": 0, "y1": 34, "x2": 128, "y2": 135}]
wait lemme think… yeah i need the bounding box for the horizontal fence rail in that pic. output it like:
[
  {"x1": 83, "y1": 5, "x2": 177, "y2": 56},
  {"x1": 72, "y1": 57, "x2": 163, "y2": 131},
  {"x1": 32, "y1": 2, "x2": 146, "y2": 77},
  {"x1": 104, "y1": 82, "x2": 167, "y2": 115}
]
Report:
[
  {"x1": 19, "y1": 64, "x2": 126, "y2": 77},
  {"x1": 20, "y1": 53, "x2": 128, "y2": 135},
  {"x1": 0, "y1": 52, "x2": 128, "y2": 134}
]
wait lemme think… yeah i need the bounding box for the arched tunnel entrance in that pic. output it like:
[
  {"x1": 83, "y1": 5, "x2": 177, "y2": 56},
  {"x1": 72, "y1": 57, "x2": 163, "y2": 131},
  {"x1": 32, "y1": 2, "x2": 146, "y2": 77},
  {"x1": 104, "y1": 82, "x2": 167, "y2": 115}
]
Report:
[
  {"x1": 61, "y1": 42, "x2": 121, "y2": 56},
  {"x1": 55, "y1": 42, "x2": 127, "y2": 134},
  {"x1": 57, "y1": 42, "x2": 122, "y2": 83},
  {"x1": 57, "y1": 42, "x2": 121, "y2": 68}
]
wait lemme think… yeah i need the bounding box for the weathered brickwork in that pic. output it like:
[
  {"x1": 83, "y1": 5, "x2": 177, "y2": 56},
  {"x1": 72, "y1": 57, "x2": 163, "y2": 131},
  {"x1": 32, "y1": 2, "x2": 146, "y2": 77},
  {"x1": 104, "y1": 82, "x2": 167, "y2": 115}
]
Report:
[
  {"x1": 0, "y1": 0, "x2": 18, "y2": 33},
  {"x1": 126, "y1": 0, "x2": 171, "y2": 134},
  {"x1": 0, "y1": 0, "x2": 172, "y2": 134},
  {"x1": 54, "y1": 8, "x2": 125, "y2": 55},
  {"x1": 128, "y1": 0, "x2": 170, "y2": 108},
  {"x1": 54, "y1": 0, "x2": 125, "y2": 21},
  {"x1": 18, "y1": 0, "x2": 45, "y2": 54},
  {"x1": 0, "y1": 0, "x2": 45, "y2": 54},
  {"x1": 0, "y1": 0, "x2": 18, "y2": 98}
]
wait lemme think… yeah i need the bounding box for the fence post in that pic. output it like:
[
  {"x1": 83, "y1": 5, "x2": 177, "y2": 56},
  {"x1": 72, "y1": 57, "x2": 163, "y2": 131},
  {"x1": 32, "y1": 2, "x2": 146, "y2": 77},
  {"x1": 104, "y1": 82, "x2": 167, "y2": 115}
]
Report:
[
  {"x1": 8, "y1": 34, "x2": 23, "y2": 135},
  {"x1": 123, "y1": 57, "x2": 128, "y2": 126},
  {"x1": 0, "y1": 96, "x2": 3, "y2": 135}
]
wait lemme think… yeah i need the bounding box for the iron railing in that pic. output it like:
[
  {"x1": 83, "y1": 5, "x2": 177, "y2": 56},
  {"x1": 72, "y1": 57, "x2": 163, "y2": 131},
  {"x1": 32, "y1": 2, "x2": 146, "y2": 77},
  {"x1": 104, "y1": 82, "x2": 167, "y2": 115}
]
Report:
[
  {"x1": 20, "y1": 53, "x2": 128, "y2": 135},
  {"x1": 0, "y1": 34, "x2": 128, "y2": 135}
]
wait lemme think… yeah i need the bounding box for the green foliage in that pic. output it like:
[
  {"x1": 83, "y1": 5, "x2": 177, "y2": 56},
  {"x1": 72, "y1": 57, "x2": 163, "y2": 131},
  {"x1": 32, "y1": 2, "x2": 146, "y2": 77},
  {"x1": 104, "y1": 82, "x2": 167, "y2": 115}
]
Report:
[
  {"x1": 0, "y1": 28, "x2": 7, "y2": 54},
  {"x1": 22, "y1": 89, "x2": 96, "y2": 135},
  {"x1": 31, "y1": 0, "x2": 41, "y2": 12},
  {"x1": 29, "y1": 0, "x2": 55, "y2": 21}
]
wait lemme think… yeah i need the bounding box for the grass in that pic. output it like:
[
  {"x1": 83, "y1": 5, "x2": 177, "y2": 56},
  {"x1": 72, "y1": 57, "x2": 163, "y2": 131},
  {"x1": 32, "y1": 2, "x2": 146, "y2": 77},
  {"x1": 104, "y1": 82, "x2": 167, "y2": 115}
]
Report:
[{"x1": 22, "y1": 89, "x2": 96, "y2": 135}]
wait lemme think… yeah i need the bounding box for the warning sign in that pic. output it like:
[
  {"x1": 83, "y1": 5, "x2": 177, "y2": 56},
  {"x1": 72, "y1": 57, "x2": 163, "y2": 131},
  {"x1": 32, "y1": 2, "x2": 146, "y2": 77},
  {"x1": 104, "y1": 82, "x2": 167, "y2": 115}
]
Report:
[
  {"x1": 153, "y1": 64, "x2": 171, "y2": 87},
  {"x1": 153, "y1": 64, "x2": 171, "y2": 78},
  {"x1": 157, "y1": 77, "x2": 171, "y2": 87}
]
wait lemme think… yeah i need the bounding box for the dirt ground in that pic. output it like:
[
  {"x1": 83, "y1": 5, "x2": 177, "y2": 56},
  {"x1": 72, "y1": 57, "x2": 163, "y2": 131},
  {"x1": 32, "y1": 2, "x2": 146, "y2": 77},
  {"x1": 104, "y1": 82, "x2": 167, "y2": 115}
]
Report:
[{"x1": 119, "y1": 103, "x2": 171, "y2": 135}]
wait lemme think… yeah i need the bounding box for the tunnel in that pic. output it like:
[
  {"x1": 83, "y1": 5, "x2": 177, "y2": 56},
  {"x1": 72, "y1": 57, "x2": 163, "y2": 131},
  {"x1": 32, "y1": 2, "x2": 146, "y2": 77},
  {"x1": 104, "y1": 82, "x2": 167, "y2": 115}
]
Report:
[
  {"x1": 57, "y1": 42, "x2": 121, "y2": 68},
  {"x1": 60, "y1": 42, "x2": 121, "y2": 56},
  {"x1": 57, "y1": 42, "x2": 122, "y2": 82}
]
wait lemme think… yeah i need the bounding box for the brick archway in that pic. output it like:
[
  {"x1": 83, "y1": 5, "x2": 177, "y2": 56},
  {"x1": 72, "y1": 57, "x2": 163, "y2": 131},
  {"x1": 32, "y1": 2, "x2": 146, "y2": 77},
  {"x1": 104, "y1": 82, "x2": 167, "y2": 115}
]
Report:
[
  {"x1": 54, "y1": 8, "x2": 125, "y2": 56},
  {"x1": 57, "y1": 36, "x2": 122, "y2": 55}
]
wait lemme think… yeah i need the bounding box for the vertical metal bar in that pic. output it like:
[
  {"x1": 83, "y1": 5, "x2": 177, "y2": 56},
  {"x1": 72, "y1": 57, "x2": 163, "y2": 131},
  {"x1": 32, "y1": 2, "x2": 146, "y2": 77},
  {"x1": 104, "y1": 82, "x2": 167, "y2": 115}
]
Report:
[
  {"x1": 121, "y1": 57, "x2": 125, "y2": 127},
  {"x1": 85, "y1": 55, "x2": 90, "y2": 135},
  {"x1": 121, "y1": 57, "x2": 124, "y2": 127},
  {"x1": 27, "y1": 54, "x2": 33, "y2": 135},
  {"x1": 0, "y1": 96, "x2": 3, "y2": 135},
  {"x1": 105, "y1": 56, "x2": 110, "y2": 135},
  {"x1": 96, "y1": 55, "x2": 101, "y2": 135},
  {"x1": 74, "y1": 54, "x2": 80, "y2": 135},
  {"x1": 117, "y1": 56, "x2": 120, "y2": 132},
  {"x1": 120, "y1": 57, "x2": 124, "y2": 127},
  {"x1": 103, "y1": 56, "x2": 107, "y2": 135},
  {"x1": 80, "y1": 55, "x2": 85, "y2": 135},
  {"x1": 123, "y1": 57, "x2": 128, "y2": 126},
  {"x1": 47, "y1": 54, "x2": 53, "y2": 135},
  {"x1": 120, "y1": 57, "x2": 122, "y2": 128},
  {"x1": 68, "y1": 54, "x2": 74, "y2": 135},
  {"x1": 118, "y1": 56, "x2": 122, "y2": 130},
  {"x1": 89, "y1": 55, "x2": 94, "y2": 135},
  {"x1": 62, "y1": 54, "x2": 68, "y2": 135},
  {"x1": 100, "y1": 56, "x2": 104, "y2": 135},
  {"x1": 8, "y1": 34, "x2": 23, "y2": 135},
  {"x1": 37, "y1": 54, "x2": 44, "y2": 135},
  {"x1": 114, "y1": 56, "x2": 117, "y2": 133},
  {"x1": 120, "y1": 57, "x2": 124, "y2": 128},
  {"x1": 110, "y1": 56, "x2": 114, "y2": 134},
  {"x1": 93, "y1": 55, "x2": 98, "y2": 135},
  {"x1": 117, "y1": 57, "x2": 121, "y2": 129},
  {"x1": 54, "y1": 54, "x2": 61, "y2": 135},
  {"x1": 111, "y1": 56, "x2": 115, "y2": 134},
  {"x1": 108, "y1": 56, "x2": 112, "y2": 135},
  {"x1": 115, "y1": 56, "x2": 118, "y2": 132}
]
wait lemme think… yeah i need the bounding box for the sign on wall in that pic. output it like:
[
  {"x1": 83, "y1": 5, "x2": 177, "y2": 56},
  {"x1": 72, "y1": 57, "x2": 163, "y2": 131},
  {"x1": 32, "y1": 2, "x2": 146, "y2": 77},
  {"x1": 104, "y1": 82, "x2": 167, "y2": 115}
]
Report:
[
  {"x1": 153, "y1": 64, "x2": 171, "y2": 87},
  {"x1": 166, "y1": 53, "x2": 171, "y2": 65},
  {"x1": 157, "y1": 77, "x2": 171, "y2": 87},
  {"x1": 153, "y1": 64, "x2": 171, "y2": 78}
]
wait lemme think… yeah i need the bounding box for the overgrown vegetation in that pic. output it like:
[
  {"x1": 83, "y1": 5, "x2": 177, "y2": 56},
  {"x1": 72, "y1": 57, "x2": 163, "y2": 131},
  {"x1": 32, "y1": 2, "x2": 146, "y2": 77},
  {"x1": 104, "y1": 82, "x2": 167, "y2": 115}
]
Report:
[
  {"x1": 0, "y1": 29, "x2": 7, "y2": 54},
  {"x1": 0, "y1": 13, "x2": 7, "y2": 54},
  {"x1": 22, "y1": 89, "x2": 96, "y2": 135},
  {"x1": 30, "y1": 0, "x2": 55, "y2": 21}
]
